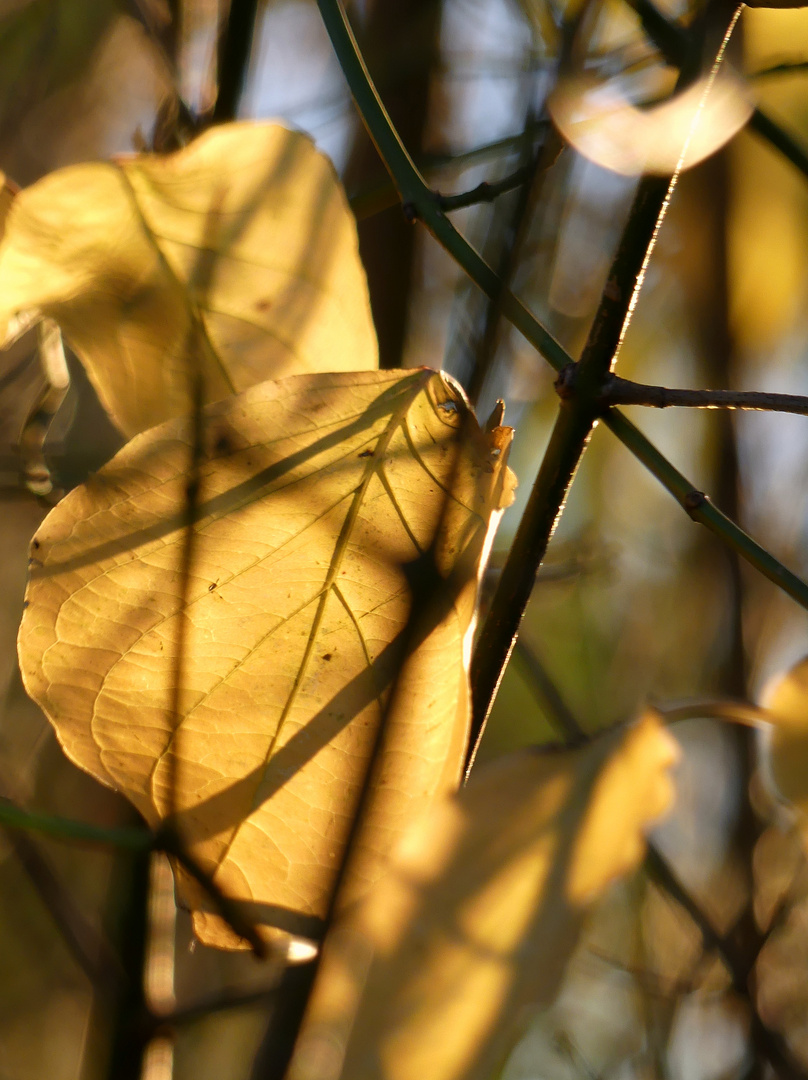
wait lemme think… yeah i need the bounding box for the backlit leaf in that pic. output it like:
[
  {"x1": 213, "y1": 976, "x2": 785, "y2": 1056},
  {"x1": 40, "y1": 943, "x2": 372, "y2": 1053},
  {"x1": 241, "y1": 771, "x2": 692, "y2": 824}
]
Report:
[
  {"x1": 17, "y1": 368, "x2": 515, "y2": 949},
  {"x1": 288, "y1": 711, "x2": 679, "y2": 1080},
  {"x1": 0, "y1": 121, "x2": 378, "y2": 437}
]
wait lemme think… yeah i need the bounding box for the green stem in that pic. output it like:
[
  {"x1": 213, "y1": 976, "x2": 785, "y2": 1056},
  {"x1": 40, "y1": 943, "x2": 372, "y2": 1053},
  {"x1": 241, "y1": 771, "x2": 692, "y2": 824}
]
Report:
[
  {"x1": 605, "y1": 409, "x2": 808, "y2": 609},
  {"x1": 0, "y1": 798, "x2": 151, "y2": 850}
]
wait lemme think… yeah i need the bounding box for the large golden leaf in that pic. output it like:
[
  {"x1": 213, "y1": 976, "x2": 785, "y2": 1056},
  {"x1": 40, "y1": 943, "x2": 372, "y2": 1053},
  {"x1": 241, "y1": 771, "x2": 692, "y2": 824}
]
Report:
[
  {"x1": 0, "y1": 121, "x2": 377, "y2": 437},
  {"x1": 289, "y1": 711, "x2": 679, "y2": 1080},
  {"x1": 18, "y1": 368, "x2": 514, "y2": 949}
]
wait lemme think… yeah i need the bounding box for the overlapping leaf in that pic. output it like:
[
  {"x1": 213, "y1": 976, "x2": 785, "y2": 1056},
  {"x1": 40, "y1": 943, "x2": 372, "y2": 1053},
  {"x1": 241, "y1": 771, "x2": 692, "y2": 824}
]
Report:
[
  {"x1": 289, "y1": 711, "x2": 679, "y2": 1080},
  {"x1": 18, "y1": 368, "x2": 515, "y2": 949},
  {"x1": 0, "y1": 121, "x2": 378, "y2": 436}
]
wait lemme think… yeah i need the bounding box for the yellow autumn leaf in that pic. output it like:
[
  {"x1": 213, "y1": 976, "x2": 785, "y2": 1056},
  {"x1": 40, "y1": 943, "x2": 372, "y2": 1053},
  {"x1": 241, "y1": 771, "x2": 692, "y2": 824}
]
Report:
[
  {"x1": 289, "y1": 711, "x2": 679, "y2": 1080},
  {"x1": 760, "y1": 655, "x2": 808, "y2": 823},
  {"x1": 0, "y1": 121, "x2": 378, "y2": 437},
  {"x1": 17, "y1": 368, "x2": 515, "y2": 950}
]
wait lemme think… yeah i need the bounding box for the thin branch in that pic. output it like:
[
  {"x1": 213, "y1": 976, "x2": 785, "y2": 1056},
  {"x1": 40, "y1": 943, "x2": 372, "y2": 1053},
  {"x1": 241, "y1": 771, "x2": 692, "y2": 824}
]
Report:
[
  {"x1": 466, "y1": 406, "x2": 595, "y2": 771},
  {"x1": 750, "y1": 108, "x2": 808, "y2": 182},
  {"x1": 603, "y1": 408, "x2": 808, "y2": 610},
  {"x1": 463, "y1": 117, "x2": 561, "y2": 406},
  {"x1": 164, "y1": 983, "x2": 282, "y2": 1026},
  {"x1": 753, "y1": 60, "x2": 808, "y2": 79},
  {"x1": 655, "y1": 698, "x2": 766, "y2": 727},
  {"x1": 646, "y1": 845, "x2": 808, "y2": 1080},
  {"x1": 0, "y1": 804, "x2": 269, "y2": 957},
  {"x1": 513, "y1": 638, "x2": 587, "y2": 745},
  {"x1": 599, "y1": 374, "x2": 808, "y2": 415},
  {"x1": 315, "y1": 0, "x2": 570, "y2": 372},
  {"x1": 104, "y1": 849, "x2": 152, "y2": 1080},
  {"x1": 348, "y1": 123, "x2": 550, "y2": 220},
  {"x1": 0, "y1": 814, "x2": 125, "y2": 992},
  {"x1": 436, "y1": 162, "x2": 536, "y2": 212}
]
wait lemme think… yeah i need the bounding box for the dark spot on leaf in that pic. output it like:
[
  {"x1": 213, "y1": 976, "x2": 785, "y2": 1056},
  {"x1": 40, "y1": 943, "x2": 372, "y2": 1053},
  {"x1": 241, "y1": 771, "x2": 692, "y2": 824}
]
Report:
[
  {"x1": 323, "y1": 653, "x2": 333, "y2": 662},
  {"x1": 208, "y1": 583, "x2": 216, "y2": 592},
  {"x1": 358, "y1": 449, "x2": 373, "y2": 458},
  {"x1": 22, "y1": 600, "x2": 28, "y2": 609},
  {"x1": 213, "y1": 432, "x2": 232, "y2": 456},
  {"x1": 255, "y1": 297, "x2": 273, "y2": 312},
  {"x1": 32, "y1": 539, "x2": 40, "y2": 550}
]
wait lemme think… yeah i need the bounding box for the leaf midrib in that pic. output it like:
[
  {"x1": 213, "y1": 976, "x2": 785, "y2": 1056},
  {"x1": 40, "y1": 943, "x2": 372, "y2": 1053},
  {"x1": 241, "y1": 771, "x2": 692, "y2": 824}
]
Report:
[{"x1": 115, "y1": 165, "x2": 237, "y2": 399}]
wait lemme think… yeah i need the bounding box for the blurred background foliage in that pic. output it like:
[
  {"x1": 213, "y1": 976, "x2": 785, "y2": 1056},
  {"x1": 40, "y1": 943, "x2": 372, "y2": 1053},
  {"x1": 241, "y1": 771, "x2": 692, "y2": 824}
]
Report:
[{"x1": 1, "y1": 0, "x2": 808, "y2": 1078}]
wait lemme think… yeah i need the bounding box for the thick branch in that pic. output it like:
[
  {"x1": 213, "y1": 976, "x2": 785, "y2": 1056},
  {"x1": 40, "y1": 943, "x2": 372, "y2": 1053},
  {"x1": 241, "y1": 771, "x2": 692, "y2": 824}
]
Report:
[
  {"x1": 467, "y1": 166, "x2": 682, "y2": 767},
  {"x1": 212, "y1": 0, "x2": 260, "y2": 122}
]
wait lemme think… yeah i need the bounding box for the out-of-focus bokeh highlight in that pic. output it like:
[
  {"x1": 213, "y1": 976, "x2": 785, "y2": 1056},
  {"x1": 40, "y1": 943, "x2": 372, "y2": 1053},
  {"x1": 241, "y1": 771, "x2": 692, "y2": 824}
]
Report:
[{"x1": 1, "y1": 0, "x2": 808, "y2": 1078}]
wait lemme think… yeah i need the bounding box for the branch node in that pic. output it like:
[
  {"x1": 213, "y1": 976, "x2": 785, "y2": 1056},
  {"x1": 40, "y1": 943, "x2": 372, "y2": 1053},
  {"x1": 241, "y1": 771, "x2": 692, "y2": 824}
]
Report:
[
  {"x1": 554, "y1": 363, "x2": 578, "y2": 400},
  {"x1": 683, "y1": 489, "x2": 708, "y2": 517},
  {"x1": 401, "y1": 201, "x2": 418, "y2": 224}
]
